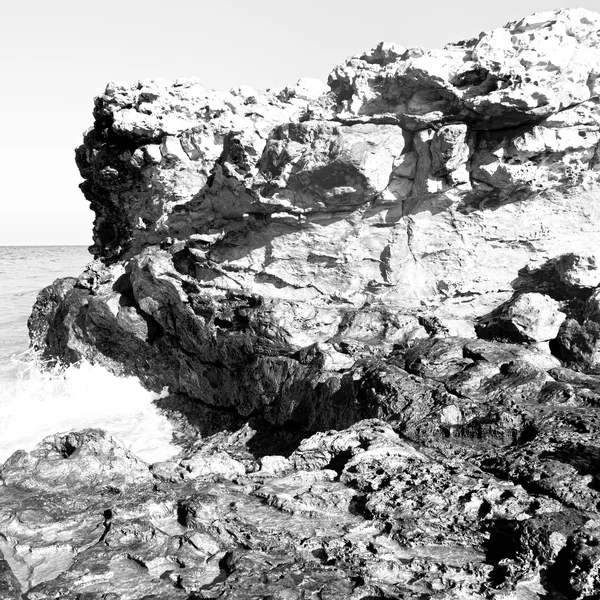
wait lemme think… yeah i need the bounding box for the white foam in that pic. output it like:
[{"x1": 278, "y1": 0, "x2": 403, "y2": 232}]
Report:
[{"x1": 0, "y1": 352, "x2": 180, "y2": 465}]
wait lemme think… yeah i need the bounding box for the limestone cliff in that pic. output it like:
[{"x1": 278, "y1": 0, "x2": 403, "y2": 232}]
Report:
[
  {"x1": 30, "y1": 7, "x2": 600, "y2": 419},
  {"x1": 11, "y1": 8, "x2": 600, "y2": 598}
]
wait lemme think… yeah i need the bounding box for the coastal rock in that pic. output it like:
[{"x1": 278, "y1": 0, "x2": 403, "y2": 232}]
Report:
[
  {"x1": 76, "y1": 78, "x2": 317, "y2": 260},
  {"x1": 35, "y1": 10, "x2": 600, "y2": 410},
  {"x1": 554, "y1": 316, "x2": 600, "y2": 371},
  {"x1": 18, "y1": 7, "x2": 600, "y2": 598},
  {"x1": 477, "y1": 292, "x2": 567, "y2": 344},
  {"x1": 329, "y1": 8, "x2": 600, "y2": 130},
  {"x1": 28, "y1": 277, "x2": 81, "y2": 360},
  {"x1": 0, "y1": 554, "x2": 21, "y2": 600},
  {"x1": 179, "y1": 451, "x2": 245, "y2": 480},
  {"x1": 555, "y1": 252, "x2": 600, "y2": 289},
  {"x1": 2, "y1": 417, "x2": 596, "y2": 598},
  {"x1": 0, "y1": 429, "x2": 152, "y2": 492}
]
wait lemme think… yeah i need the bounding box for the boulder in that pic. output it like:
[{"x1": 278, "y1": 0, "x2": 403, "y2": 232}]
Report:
[
  {"x1": 478, "y1": 293, "x2": 566, "y2": 344},
  {"x1": 555, "y1": 252, "x2": 600, "y2": 289},
  {"x1": 0, "y1": 429, "x2": 152, "y2": 491}
]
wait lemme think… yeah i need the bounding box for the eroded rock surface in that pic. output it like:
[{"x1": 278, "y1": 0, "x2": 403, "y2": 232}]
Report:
[
  {"x1": 11, "y1": 7, "x2": 600, "y2": 599},
  {"x1": 3, "y1": 408, "x2": 600, "y2": 598}
]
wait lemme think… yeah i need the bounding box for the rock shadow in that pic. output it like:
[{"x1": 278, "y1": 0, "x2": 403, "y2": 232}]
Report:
[
  {"x1": 511, "y1": 258, "x2": 591, "y2": 302},
  {"x1": 482, "y1": 518, "x2": 522, "y2": 585},
  {"x1": 539, "y1": 442, "x2": 600, "y2": 492},
  {"x1": 154, "y1": 393, "x2": 313, "y2": 459}
]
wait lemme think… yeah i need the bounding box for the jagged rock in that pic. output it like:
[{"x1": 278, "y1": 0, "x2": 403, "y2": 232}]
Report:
[
  {"x1": 27, "y1": 277, "x2": 81, "y2": 359},
  {"x1": 566, "y1": 524, "x2": 600, "y2": 598},
  {"x1": 0, "y1": 422, "x2": 562, "y2": 598},
  {"x1": 17, "y1": 7, "x2": 600, "y2": 599},
  {"x1": 289, "y1": 419, "x2": 418, "y2": 472},
  {"x1": 257, "y1": 455, "x2": 291, "y2": 474},
  {"x1": 0, "y1": 429, "x2": 152, "y2": 492},
  {"x1": 555, "y1": 252, "x2": 600, "y2": 289},
  {"x1": 329, "y1": 9, "x2": 600, "y2": 130},
  {"x1": 554, "y1": 317, "x2": 600, "y2": 371},
  {"x1": 179, "y1": 451, "x2": 245, "y2": 481},
  {"x1": 76, "y1": 78, "x2": 316, "y2": 260},
  {"x1": 0, "y1": 554, "x2": 21, "y2": 600},
  {"x1": 463, "y1": 338, "x2": 560, "y2": 371},
  {"x1": 35, "y1": 11, "x2": 600, "y2": 425},
  {"x1": 477, "y1": 292, "x2": 567, "y2": 345},
  {"x1": 552, "y1": 288, "x2": 600, "y2": 371}
]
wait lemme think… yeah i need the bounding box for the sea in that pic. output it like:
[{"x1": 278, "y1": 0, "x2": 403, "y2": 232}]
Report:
[{"x1": 0, "y1": 246, "x2": 179, "y2": 464}]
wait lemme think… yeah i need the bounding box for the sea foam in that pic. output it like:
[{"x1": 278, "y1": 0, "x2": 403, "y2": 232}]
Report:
[{"x1": 0, "y1": 351, "x2": 180, "y2": 464}]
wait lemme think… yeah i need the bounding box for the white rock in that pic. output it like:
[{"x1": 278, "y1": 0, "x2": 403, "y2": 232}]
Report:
[
  {"x1": 440, "y1": 405, "x2": 463, "y2": 426},
  {"x1": 506, "y1": 293, "x2": 567, "y2": 343},
  {"x1": 556, "y1": 253, "x2": 600, "y2": 289},
  {"x1": 160, "y1": 136, "x2": 188, "y2": 162},
  {"x1": 180, "y1": 452, "x2": 245, "y2": 480},
  {"x1": 258, "y1": 455, "x2": 291, "y2": 474}
]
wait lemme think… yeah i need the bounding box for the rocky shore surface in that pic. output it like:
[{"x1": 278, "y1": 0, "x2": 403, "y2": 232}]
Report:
[{"x1": 3, "y1": 8, "x2": 600, "y2": 599}]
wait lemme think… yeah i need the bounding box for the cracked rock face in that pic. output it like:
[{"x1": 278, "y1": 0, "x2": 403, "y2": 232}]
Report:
[
  {"x1": 11, "y1": 7, "x2": 600, "y2": 599},
  {"x1": 33, "y1": 7, "x2": 600, "y2": 417}
]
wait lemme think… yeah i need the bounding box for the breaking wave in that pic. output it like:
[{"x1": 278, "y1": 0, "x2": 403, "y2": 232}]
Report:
[{"x1": 0, "y1": 350, "x2": 179, "y2": 464}]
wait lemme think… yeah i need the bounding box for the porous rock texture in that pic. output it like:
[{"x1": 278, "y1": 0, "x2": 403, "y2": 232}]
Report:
[{"x1": 7, "y1": 7, "x2": 600, "y2": 598}]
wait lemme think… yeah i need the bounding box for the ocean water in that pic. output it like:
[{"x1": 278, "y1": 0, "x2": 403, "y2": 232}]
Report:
[{"x1": 0, "y1": 246, "x2": 178, "y2": 464}]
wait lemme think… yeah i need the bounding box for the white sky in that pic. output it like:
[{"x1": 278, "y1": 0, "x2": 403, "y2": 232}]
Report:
[{"x1": 1, "y1": 0, "x2": 598, "y2": 245}]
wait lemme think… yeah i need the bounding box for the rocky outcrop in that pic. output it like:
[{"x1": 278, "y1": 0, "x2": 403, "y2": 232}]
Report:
[
  {"x1": 4, "y1": 390, "x2": 600, "y2": 599},
  {"x1": 13, "y1": 7, "x2": 600, "y2": 598},
  {"x1": 31, "y1": 8, "x2": 600, "y2": 416},
  {"x1": 1, "y1": 417, "x2": 600, "y2": 599}
]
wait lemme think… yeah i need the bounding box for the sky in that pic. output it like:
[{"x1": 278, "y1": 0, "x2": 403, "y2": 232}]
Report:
[{"x1": 1, "y1": 0, "x2": 598, "y2": 246}]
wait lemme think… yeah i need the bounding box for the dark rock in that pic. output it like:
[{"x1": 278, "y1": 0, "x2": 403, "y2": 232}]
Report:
[{"x1": 0, "y1": 553, "x2": 21, "y2": 600}]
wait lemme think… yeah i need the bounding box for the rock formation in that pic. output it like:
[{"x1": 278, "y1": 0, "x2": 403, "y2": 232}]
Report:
[{"x1": 4, "y1": 7, "x2": 600, "y2": 598}]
